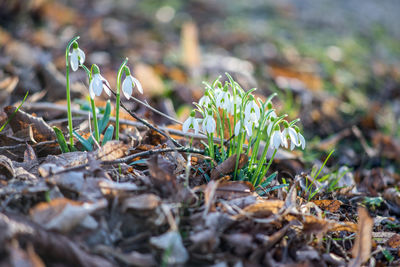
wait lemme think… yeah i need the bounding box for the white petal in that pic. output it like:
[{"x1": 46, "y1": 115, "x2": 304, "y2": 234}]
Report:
[
  {"x1": 89, "y1": 80, "x2": 95, "y2": 99},
  {"x1": 70, "y1": 51, "x2": 79, "y2": 71},
  {"x1": 132, "y1": 77, "x2": 143, "y2": 94},
  {"x1": 272, "y1": 132, "x2": 281, "y2": 149},
  {"x1": 182, "y1": 118, "x2": 191, "y2": 133},
  {"x1": 77, "y1": 48, "x2": 85, "y2": 64},
  {"x1": 92, "y1": 74, "x2": 103, "y2": 96},
  {"x1": 281, "y1": 134, "x2": 288, "y2": 148},
  {"x1": 244, "y1": 120, "x2": 253, "y2": 136},
  {"x1": 267, "y1": 122, "x2": 273, "y2": 136},
  {"x1": 207, "y1": 117, "x2": 216, "y2": 133},
  {"x1": 299, "y1": 133, "x2": 306, "y2": 150},
  {"x1": 288, "y1": 127, "x2": 298, "y2": 145},
  {"x1": 193, "y1": 119, "x2": 199, "y2": 134},
  {"x1": 122, "y1": 76, "x2": 133, "y2": 99},
  {"x1": 234, "y1": 121, "x2": 241, "y2": 136}
]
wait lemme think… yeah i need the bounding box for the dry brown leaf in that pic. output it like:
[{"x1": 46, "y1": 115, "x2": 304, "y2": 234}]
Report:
[
  {"x1": 349, "y1": 207, "x2": 373, "y2": 267},
  {"x1": 30, "y1": 198, "x2": 107, "y2": 233},
  {"x1": 240, "y1": 200, "x2": 284, "y2": 218},
  {"x1": 122, "y1": 194, "x2": 161, "y2": 212},
  {"x1": 215, "y1": 180, "x2": 254, "y2": 200},
  {"x1": 311, "y1": 199, "x2": 342, "y2": 213},
  {"x1": 387, "y1": 234, "x2": 400, "y2": 249},
  {"x1": 210, "y1": 153, "x2": 248, "y2": 180},
  {"x1": 4, "y1": 106, "x2": 55, "y2": 142}
]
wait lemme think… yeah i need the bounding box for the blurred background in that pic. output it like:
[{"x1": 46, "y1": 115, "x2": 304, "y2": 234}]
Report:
[{"x1": 0, "y1": 0, "x2": 399, "y2": 185}]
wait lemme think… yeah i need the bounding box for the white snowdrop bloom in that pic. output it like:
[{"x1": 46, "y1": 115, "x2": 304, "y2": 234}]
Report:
[
  {"x1": 270, "y1": 128, "x2": 283, "y2": 150},
  {"x1": 202, "y1": 111, "x2": 216, "y2": 134},
  {"x1": 89, "y1": 65, "x2": 111, "y2": 99},
  {"x1": 234, "y1": 120, "x2": 242, "y2": 136},
  {"x1": 244, "y1": 99, "x2": 260, "y2": 122},
  {"x1": 297, "y1": 132, "x2": 306, "y2": 150},
  {"x1": 244, "y1": 119, "x2": 255, "y2": 136},
  {"x1": 228, "y1": 95, "x2": 242, "y2": 115},
  {"x1": 216, "y1": 89, "x2": 231, "y2": 110},
  {"x1": 199, "y1": 92, "x2": 211, "y2": 107},
  {"x1": 69, "y1": 45, "x2": 85, "y2": 72},
  {"x1": 282, "y1": 126, "x2": 299, "y2": 151},
  {"x1": 182, "y1": 111, "x2": 200, "y2": 134},
  {"x1": 122, "y1": 75, "x2": 143, "y2": 99}
]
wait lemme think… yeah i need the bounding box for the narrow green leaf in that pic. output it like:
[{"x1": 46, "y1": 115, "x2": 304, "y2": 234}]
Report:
[
  {"x1": 53, "y1": 127, "x2": 70, "y2": 153},
  {"x1": 99, "y1": 100, "x2": 111, "y2": 133},
  {"x1": 73, "y1": 130, "x2": 93, "y2": 151},
  {"x1": 101, "y1": 125, "x2": 114, "y2": 146}
]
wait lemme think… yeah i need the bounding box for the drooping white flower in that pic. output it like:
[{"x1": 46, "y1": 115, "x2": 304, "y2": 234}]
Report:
[
  {"x1": 297, "y1": 132, "x2": 306, "y2": 150},
  {"x1": 294, "y1": 126, "x2": 306, "y2": 150},
  {"x1": 244, "y1": 119, "x2": 255, "y2": 136},
  {"x1": 122, "y1": 75, "x2": 143, "y2": 99},
  {"x1": 202, "y1": 110, "x2": 216, "y2": 134},
  {"x1": 182, "y1": 111, "x2": 200, "y2": 134},
  {"x1": 69, "y1": 43, "x2": 85, "y2": 72},
  {"x1": 244, "y1": 99, "x2": 260, "y2": 122},
  {"x1": 234, "y1": 120, "x2": 242, "y2": 136},
  {"x1": 89, "y1": 65, "x2": 111, "y2": 99},
  {"x1": 199, "y1": 91, "x2": 211, "y2": 107},
  {"x1": 216, "y1": 89, "x2": 231, "y2": 110},
  {"x1": 282, "y1": 125, "x2": 299, "y2": 150},
  {"x1": 270, "y1": 127, "x2": 283, "y2": 150},
  {"x1": 228, "y1": 95, "x2": 242, "y2": 115}
]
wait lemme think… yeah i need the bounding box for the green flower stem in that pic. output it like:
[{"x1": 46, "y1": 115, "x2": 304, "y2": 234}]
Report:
[
  {"x1": 90, "y1": 97, "x2": 100, "y2": 142},
  {"x1": 233, "y1": 129, "x2": 245, "y2": 179},
  {"x1": 254, "y1": 148, "x2": 277, "y2": 186},
  {"x1": 65, "y1": 36, "x2": 80, "y2": 148},
  {"x1": 208, "y1": 133, "x2": 215, "y2": 167},
  {"x1": 115, "y1": 58, "x2": 129, "y2": 140},
  {"x1": 80, "y1": 64, "x2": 100, "y2": 143},
  {"x1": 216, "y1": 109, "x2": 225, "y2": 160},
  {"x1": 252, "y1": 136, "x2": 272, "y2": 183}
]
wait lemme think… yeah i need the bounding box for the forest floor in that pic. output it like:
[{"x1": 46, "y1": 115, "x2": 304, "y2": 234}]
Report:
[{"x1": 0, "y1": 1, "x2": 400, "y2": 266}]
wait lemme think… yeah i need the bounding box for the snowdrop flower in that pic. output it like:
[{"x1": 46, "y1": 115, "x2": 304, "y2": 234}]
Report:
[
  {"x1": 69, "y1": 42, "x2": 85, "y2": 72},
  {"x1": 244, "y1": 97, "x2": 260, "y2": 122},
  {"x1": 228, "y1": 95, "x2": 242, "y2": 115},
  {"x1": 235, "y1": 118, "x2": 253, "y2": 137},
  {"x1": 281, "y1": 121, "x2": 299, "y2": 150},
  {"x1": 121, "y1": 67, "x2": 143, "y2": 99},
  {"x1": 270, "y1": 125, "x2": 283, "y2": 150},
  {"x1": 294, "y1": 126, "x2": 306, "y2": 150},
  {"x1": 202, "y1": 110, "x2": 216, "y2": 134},
  {"x1": 182, "y1": 111, "x2": 200, "y2": 134},
  {"x1": 199, "y1": 90, "x2": 212, "y2": 107},
  {"x1": 234, "y1": 120, "x2": 242, "y2": 136},
  {"x1": 89, "y1": 64, "x2": 111, "y2": 99},
  {"x1": 216, "y1": 87, "x2": 231, "y2": 110}
]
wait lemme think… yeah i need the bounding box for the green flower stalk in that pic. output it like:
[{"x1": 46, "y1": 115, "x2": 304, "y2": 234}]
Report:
[
  {"x1": 65, "y1": 36, "x2": 81, "y2": 148},
  {"x1": 115, "y1": 58, "x2": 129, "y2": 140}
]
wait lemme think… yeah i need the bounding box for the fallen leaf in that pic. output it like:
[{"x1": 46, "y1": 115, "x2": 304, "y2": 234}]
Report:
[
  {"x1": 122, "y1": 194, "x2": 161, "y2": 212},
  {"x1": 349, "y1": 207, "x2": 373, "y2": 267},
  {"x1": 30, "y1": 198, "x2": 107, "y2": 233},
  {"x1": 387, "y1": 234, "x2": 400, "y2": 249},
  {"x1": 210, "y1": 153, "x2": 248, "y2": 180},
  {"x1": 311, "y1": 199, "x2": 342, "y2": 213},
  {"x1": 240, "y1": 200, "x2": 284, "y2": 218}
]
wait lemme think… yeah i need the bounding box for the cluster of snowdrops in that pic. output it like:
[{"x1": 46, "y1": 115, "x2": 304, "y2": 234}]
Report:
[{"x1": 61, "y1": 36, "x2": 305, "y2": 187}]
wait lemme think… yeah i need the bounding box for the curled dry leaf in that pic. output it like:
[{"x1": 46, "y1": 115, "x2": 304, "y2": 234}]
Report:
[
  {"x1": 239, "y1": 200, "x2": 284, "y2": 218},
  {"x1": 4, "y1": 106, "x2": 55, "y2": 142},
  {"x1": 387, "y1": 234, "x2": 400, "y2": 249},
  {"x1": 311, "y1": 199, "x2": 342, "y2": 213},
  {"x1": 210, "y1": 153, "x2": 248, "y2": 180},
  {"x1": 349, "y1": 207, "x2": 373, "y2": 267},
  {"x1": 122, "y1": 194, "x2": 161, "y2": 212},
  {"x1": 30, "y1": 198, "x2": 107, "y2": 233}
]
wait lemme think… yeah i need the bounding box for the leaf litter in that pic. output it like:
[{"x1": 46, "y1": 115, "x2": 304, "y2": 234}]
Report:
[{"x1": 1, "y1": 1, "x2": 400, "y2": 266}]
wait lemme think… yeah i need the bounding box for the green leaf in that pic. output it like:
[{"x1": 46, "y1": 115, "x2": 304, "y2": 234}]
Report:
[
  {"x1": 101, "y1": 125, "x2": 114, "y2": 146},
  {"x1": 73, "y1": 130, "x2": 93, "y2": 151},
  {"x1": 53, "y1": 127, "x2": 70, "y2": 153},
  {"x1": 99, "y1": 100, "x2": 111, "y2": 133}
]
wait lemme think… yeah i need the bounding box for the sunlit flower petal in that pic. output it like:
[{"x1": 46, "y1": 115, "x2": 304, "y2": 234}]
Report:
[{"x1": 122, "y1": 75, "x2": 133, "y2": 99}]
